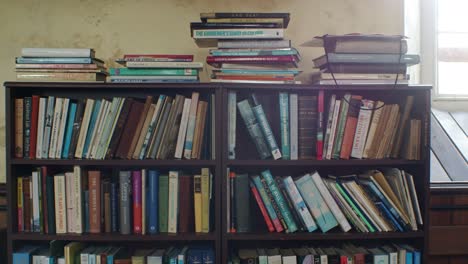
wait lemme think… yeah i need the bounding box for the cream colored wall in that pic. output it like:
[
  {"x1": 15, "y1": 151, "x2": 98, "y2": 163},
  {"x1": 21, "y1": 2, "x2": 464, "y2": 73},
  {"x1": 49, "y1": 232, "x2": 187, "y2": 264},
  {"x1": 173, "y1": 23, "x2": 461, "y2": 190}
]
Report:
[{"x1": 0, "y1": 0, "x2": 404, "y2": 183}]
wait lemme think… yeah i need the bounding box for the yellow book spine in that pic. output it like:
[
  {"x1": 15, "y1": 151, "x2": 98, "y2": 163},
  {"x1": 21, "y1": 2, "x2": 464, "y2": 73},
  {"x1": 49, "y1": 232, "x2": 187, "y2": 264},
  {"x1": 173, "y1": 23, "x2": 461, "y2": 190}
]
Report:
[
  {"x1": 201, "y1": 168, "x2": 210, "y2": 233},
  {"x1": 17, "y1": 177, "x2": 23, "y2": 231},
  {"x1": 194, "y1": 175, "x2": 202, "y2": 233}
]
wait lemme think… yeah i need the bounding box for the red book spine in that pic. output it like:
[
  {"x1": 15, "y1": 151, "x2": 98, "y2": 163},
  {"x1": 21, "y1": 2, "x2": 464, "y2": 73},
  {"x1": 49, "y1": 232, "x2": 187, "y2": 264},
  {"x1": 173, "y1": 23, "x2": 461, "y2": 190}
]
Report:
[
  {"x1": 41, "y1": 166, "x2": 48, "y2": 234},
  {"x1": 29, "y1": 96, "x2": 39, "y2": 159},
  {"x1": 316, "y1": 91, "x2": 324, "y2": 160},
  {"x1": 132, "y1": 170, "x2": 142, "y2": 234},
  {"x1": 340, "y1": 256, "x2": 348, "y2": 264},
  {"x1": 23, "y1": 177, "x2": 31, "y2": 232},
  {"x1": 249, "y1": 182, "x2": 275, "y2": 232},
  {"x1": 354, "y1": 254, "x2": 365, "y2": 264},
  {"x1": 88, "y1": 171, "x2": 101, "y2": 233},
  {"x1": 340, "y1": 95, "x2": 363, "y2": 159}
]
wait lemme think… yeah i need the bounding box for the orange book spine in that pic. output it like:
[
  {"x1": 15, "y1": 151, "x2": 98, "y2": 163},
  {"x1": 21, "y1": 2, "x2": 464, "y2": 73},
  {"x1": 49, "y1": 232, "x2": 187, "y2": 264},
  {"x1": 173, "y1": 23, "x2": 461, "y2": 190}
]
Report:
[{"x1": 340, "y1": 95, "x2": 362, "y2": 159}]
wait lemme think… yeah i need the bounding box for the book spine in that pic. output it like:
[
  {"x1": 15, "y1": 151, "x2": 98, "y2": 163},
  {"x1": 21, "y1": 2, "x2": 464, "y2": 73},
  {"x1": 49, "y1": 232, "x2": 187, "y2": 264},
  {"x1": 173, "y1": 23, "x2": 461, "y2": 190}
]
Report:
[
  {"x1": 340, "y1": 95, "x2": 362, "y2": 159},
  {"x1": 119, "y1": 171, "x2": 131, "y2": 235},
  {"x1": 127, "y1": 96, "x2": 153, "y2": 159},
  {"x1": 217, "y1": 39, "x2": 291, "y2": 49},
  {"x1": 251, "y1": 103, "x2": 282, "y2": 160},
  {"x1": 48, "y1": 98, "x2": 63, "y2": 159},
  {"x1": 15, "y1": 99, "x2": 24, "y2": 158},
  {"x1": 298, "y1": 95, "x2": 317, "y2": 159},
  {"x1": 317, "y1": 91, "x2": 325, "y2": 160},
  {"x1": 106, "y1": 99, "x2": 133, "y2": 159},
  {"x1": 322, "y1": 94, "x2": 336, "y2": 159},
  {"x1": 45, "y1": 175, "x2": 55, "y2": 234},
  {"x1": 276, "y1": 176, "x2": 305, "y2": 231},
  {"x1": 351, "y1": 100, "x2": 374, "y2": 159},
  {"x1": 42, "y1": 96, "x2": 55, "y2": 158},
  {"x1": 55, "y1": 99, "x2": 70, "y2": 158},
  {"x1": 201, "y1": 168, "x2": 210, "y2": 233},
  {"x1": 75, "y1": 99, "x2": 95, "y2": 158},
  {"x1": 110, "y1": 68, "x2": 198, "y2": 76},
  {"x1": 61, "y1": 103, "x2": 77, "y2": 159},
  {"x1": 23, "y1": 97, "x2": 32, "y2": 158},
  {"x1": 68, "y1": 99, "x2": 84, "y2": 159},
  {"x1": 32, "y1": 171, "x2": 40, "y2": 232},
  {"x1": 54, "y1": 175, "x2": 67, "y2": 234},
  {"x1": 82, "y1": 100, "x2": 102, "y2": 158},
  {"x1": 289, "y1": 94, "x2": 298, "y2": 160},
  {"x1": 36, "y1": 98, "x2": 47, "y2": 159},
  {"x1": 65, "y1": 173, "x2": 75, "y2": 233},
  {"x1": 251, "y1": 175, "x2": 283, "y2": 232},
  {"x1": 326, "y1": 100, "x2": 341, "y2": 159},
  {"x1": 17, "y1": 177, "x2": 23, "y2": 231},
  {"x1": 98, "y1": 98, "x2": 124, "y2": 159},
  {"x1": 249, "y1": 181, "x2": 275, "y2": 232},
  {"x1": 193, "y1": 28, "x2": 284, "y2": 39},
  {"x1": 191, "y1": 100, "x2": 208, "y2": 159},
  {"x1": 229, "y1": 171, "x2": 236, "y2": 232},
  {"x1": 237, "y1": 100, "x2": 270, "y2": 159},
  {"x1": 21, "y1": 48, "x2": 93, "y2": 57},
  {"x1": 283, "y1": 176, "x2": 317, "y2": 232},
  {"x1": 109, "y1": 181, "x2": 118, "y2": 233},
  {"x1": 227, "y1": 91, "x2": 237, "y2": 159},
  {"x1": 362, "y1": 101, "x2": 385, "y2": 158},
  {"x1": 103, "y1": 181, "x2": 111, "y2": 233},
  {"x1": 16, "y1": 57, "x2": 94, "y2": 64},
  {"x1": 148, "y1": 170, "x2": 159, "y2": 234},
  {"x1": 168, "y1": 171, "x2": 179, "y2": 233},
  {"x1": 29, "y1": 96, "x2": 39, "y2": 159},
  {"x1": 149, "y1": 99, "x2": 173, "y2": 159},
  {"x1": 159, "y1": 175, "x2": 169, "y2": 232},
  {"x1": 89, "y1": 100, "x2": 110, "y2": 159},
  {"x1": 332, "y1": 94, "x2": 351, "y2": 159},
  {"x1": 175, "y1": 98, "x2": 192, "y2": 158},
  {"x1": 115, "y1": 101, "x2": 144, "y2": 159},
  {"x1": 22, "y1": 177, "x2": 30, "y2": 232},
  {"x1": 73, "y1": 166, "x2": 83, "y2": 233},
  {"x1": 194, "y1": 175, "x2": 202, "y2": 233},
  {"x1": 234, "y1": 173, "x2": 251, "y2": 232},
  {"x1": 132, "y1": 170, "x2": 142, "y2": 234},
  {"x1": 261, "y1": 170, "x2": 298, "y2": 232},
  {"x1": 88, "y1": 171, "x2": 101, "y2": 233},
  {"x1": 278, "y1": 93, "x2": 290, "y2": 160}
]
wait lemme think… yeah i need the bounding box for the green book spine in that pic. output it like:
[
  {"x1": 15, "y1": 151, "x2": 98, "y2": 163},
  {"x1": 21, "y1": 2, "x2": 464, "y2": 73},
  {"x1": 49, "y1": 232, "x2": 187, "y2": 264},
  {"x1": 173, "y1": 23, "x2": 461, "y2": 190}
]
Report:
[
  {"x1": 159, "y1": 175, "x2": 169, "y2": 233},
  {"x1": 237, "y1": 99, "x2": 270, "y2": 159},
  {"x1": 261, "y1": 170, "x2": 298, "y2": 232},
  {"x1": 279, "y1": 93, "x2": 290, "y2": 160},
  {"x1": 109, "y1": 68, "x2": 198, "y2": 76},
  {"x1": 332, "y1": 93, "x2": 351, "y2": 159},
  {"x1": 46, "y1": 176, "x2": 56, "y2": 234}
]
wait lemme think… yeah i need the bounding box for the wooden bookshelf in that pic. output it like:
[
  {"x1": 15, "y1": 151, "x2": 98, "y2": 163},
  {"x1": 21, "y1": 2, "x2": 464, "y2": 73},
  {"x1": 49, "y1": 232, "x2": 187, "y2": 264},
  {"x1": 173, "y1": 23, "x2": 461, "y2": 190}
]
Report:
[{"x1": 4, "y1": 82, "x2": 431, "y2": 263}]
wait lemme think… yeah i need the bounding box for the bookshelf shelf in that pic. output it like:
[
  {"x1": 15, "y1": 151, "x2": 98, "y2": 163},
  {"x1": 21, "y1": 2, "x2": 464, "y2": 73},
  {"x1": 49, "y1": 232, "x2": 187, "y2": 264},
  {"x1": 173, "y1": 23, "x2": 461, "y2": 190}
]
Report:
[
  {"x1": 226, "y1": 231, "x2": 425, "y2": 241},
  {"x1": 11, "y1": 232, "x2": 217, "y2": 241},
  {"x1": 10, "y1": 158, "x2": 217, "y2": 167},
  {"x1": 226, "y1": 159, "x2": 424, "y2": 167}
]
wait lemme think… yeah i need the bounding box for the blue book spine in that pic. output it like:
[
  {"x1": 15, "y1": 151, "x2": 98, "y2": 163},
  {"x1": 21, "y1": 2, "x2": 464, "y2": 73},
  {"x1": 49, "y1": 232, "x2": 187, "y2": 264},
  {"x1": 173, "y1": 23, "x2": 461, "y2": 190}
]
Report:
[
  {"x1": 84, "y1": 190, "x2": 90, "y2": 233},
  {"x1": 237, "y1": 100, "x2": 270, "y2": 159},
  {"x1": 110, "y1": 182, "x2": 119, "y2": 232},
  {"x1": 375, "y1": 201, "x2": 404, "y2": 232},
  {"x1": 187, "y1": 249, "x2": 203, "y2": 264},
  {"x1": 148, "y1": 170, "x2": 159, "y2": 234},
  {"x1": 202, "y1": 249, "x2": 215, "y2": 264},
  {"x1": 406, "y1": 252, "x2": 413, "y2": 264},
  {"x1": 252, "y1": 102, "x2": 282, "y2": 160},
  {"x1": 82, "y1": 100, "x2": 101, "y2": 158},
  {"x1": 110, "y1": 79, "x2": 200, "y2": 83},
  {"x1": 13, "y1": 253, "x2": 30, "y2": 264},
  {"x1": 261, "y1": 170, "x2": 298, "y2": 232},
  {"x1": 279, "y1": 93, "x2": 290, "y2": 159},
  {"x1": 413, "y1": 250, "x2": 421, "y2": 264},
  {"x1": 61, "y1": 103, "x2": 77, "y2": 159},
  {"x1": 283, "y1": 176, "x2": 317, "y2": 232},
  {"x1": 16, "y1": 57, "x2": 95, "y2": 64}
]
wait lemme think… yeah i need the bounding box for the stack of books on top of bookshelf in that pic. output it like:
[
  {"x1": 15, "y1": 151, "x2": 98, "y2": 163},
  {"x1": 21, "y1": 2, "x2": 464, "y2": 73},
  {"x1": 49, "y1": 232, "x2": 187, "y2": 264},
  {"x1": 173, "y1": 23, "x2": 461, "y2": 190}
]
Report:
[
  {"x1": 228, "y1": 91, "x2": 421, "y2": 160},
  {"x1": 14, "y1": 242, "x2": 214, "y2": 264},
  {"x1": 14, "y1": 92, "x2": 214, "y2": 160},
  {"x1": 228, "y1": 169, "x2": 422, "y2": 234},
  {"x1": 232, "y1": 244, "x2": 421, "y2": 264},
  {"x1": 191, "y1": 12, "x2": 302, "y2": 84},
  {"x1": 15, "y1": 48, "x2": 107, "y2": 82},
  {"x1": 16, "y1": 166, "x2": 213, "y2": 235},
  {"x1": 111, "y1": 54, "x2": 203, "y2": 83},
  {"x1": 302, "y1": 34, "x2": 420, "y2": 85}
]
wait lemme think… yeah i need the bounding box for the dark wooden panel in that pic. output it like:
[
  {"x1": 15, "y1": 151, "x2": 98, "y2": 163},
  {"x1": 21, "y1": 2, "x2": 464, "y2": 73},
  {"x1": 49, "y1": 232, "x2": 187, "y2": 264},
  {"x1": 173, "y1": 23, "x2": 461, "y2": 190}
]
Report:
[
  {"x1": 429, "y1": 226, "x2": 468, "y2": 255},
  {"x1": 450, "y1": 256, "x2": 468, "y2": 264},
  {"x1": 432, "y1": 109, "x2": 468, "y2": 162},
  {"x1": 427, "y1": 257, "x2": 450, "y2": 264},
  {"x1": 431, "y1": 114, "x2": 468, "y2": 181},
  {"x1": 450, "y1": 112, "x2": 468, "y2": 136}
]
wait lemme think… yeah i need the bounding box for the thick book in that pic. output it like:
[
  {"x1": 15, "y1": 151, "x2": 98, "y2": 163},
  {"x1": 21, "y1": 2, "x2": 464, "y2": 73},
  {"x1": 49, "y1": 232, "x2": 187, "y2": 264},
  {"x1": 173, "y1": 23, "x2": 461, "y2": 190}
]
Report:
[
  {"x1": 229, "y1": 171, "x2": 236, "y2": 232},
  {"x1": 17, "y1": 178, "x2": 23, "y2": 232},
  {"x1": 261, "y1": 170, "x2": 298, "y2": 232},
  {"x1": 61, "y1": 102, "x2": 77, "y2": 159},
  {"x1": 159, "y1": 174, "x2": 169, "y2": 233},
  {"x1": 251, "y1": 94, "x2": 282, "y2": 160},
  {"x1": 235, "y1": 173, "x2": 251, "y2": 232},
  {"x1": 298, "y1": 95, "x2": 317, "y2": 159},
  {"x1": 279, "y1": 93, "x2": 290, "y2": 159},
  {"x1": 323, "y1": 63, "x2": 407, "y2": 74},
  {"x1": 88, "y1": 171, "x2": 101, "y2": 233},
  {"x1": 194, "y1": 175, "x2": 202, "y2": 233},
  {"x1": 304, "y1": 35, "x2": 407, "y2": 54},
  {"x1": 192, "y1": 22, "x2": 283, "y2": 30},
  {"x1": 81, "y1": 99, "x2": 101, "y2": 158},
  {"x1": 103, "y1": 180, "x2": 111, "y2": 233},
  {"x1": 200, "y1": 12, "x2": 291, "y2": 27},
  {"x1": 362, "y1": 101, "x2": 385, "y2": 158},
  {"x1": 339, "y1": 95, "x2": 363, "y2": 159},
  {"x1": 72, "y1": 166, "x2": 83, "y2": 233},
  {"x1": 132, "y1": 170, "x2": 142, "y2": 234},
  {"x1": 182, "y1": 92, "x2": 200, "y2": 159},
  {"x1": 162, "y1": 95, "x2": 187, "y2": 159},
  {"x1": 16, "y1": 72, "x2": 106, "y2": 82},
  {"x1": 115, "y1": 100, "x2": 144, "y2": 159},
  {"x1": 21, "y1": 48, "x2": 95, "y2": 57},
  {"x1": 74, "y1": 99, "x2": 95, "y2": 158},
  {"x1": 148, "y1": 170, "x2": 159, "y2": 234},
  {"x1": 179, "y1": 175, "x2": 194, "y2": 233},
  {"x1": 168, "y1": 171, "x2": 179, "y2": 233},
  {"x1": 110, "y1": 180, "x2": 119, "y2": 233},
  {"x1": 15, "y1": 98, "x2": 24, "y2": 158},
  {"x1": 133, "y1": 103, "x2": 157, "y2": 159},
  {"x1": 119, "y1": 171, "x2": 132, "y2": 235},
  {"x1": 289, "y1": 94, "x2": 298, "y2": 160},
  {"x1": 282, "y1": 176, "x2": 317, "y2": 232},
  {"x1": 313, "y1": 53, "x2": 419, "y2": 68},
  {"x1": 237, "y1": 99, "x2": 270, "y2": 159}
]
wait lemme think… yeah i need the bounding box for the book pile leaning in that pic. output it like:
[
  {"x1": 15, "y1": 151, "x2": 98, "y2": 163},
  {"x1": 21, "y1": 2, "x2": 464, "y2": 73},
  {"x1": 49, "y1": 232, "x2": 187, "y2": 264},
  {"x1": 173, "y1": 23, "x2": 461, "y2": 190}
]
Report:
[
  {"x1": 16, "y1": 166, "x2": 213, "y2": 235},
  {"x1": 303, "y1": 34, "x2": 420, "y2": 85},
  {"x1": 191, "y1": 12, "x2": 302, "y2": 84},
  {"x1": 228, "y1": 169, "x2": 423, "y2": 234},
  {"x1": 111, "y1": 54, "x2": 203, "y2": 83},
  {"x1": 13, "y1": 93, "x2": 214, "y2": 160},
  {"x1": 15, "y1": 48, "x2": 107, "y2": 82}
]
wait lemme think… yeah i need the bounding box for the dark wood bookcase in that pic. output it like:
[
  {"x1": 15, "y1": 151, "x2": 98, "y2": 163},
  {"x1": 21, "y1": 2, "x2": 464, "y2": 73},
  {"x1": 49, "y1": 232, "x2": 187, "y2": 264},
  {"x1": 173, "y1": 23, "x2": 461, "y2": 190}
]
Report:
[{"x1": 4, "y1": 82, "x2": 431, "y2": 263}]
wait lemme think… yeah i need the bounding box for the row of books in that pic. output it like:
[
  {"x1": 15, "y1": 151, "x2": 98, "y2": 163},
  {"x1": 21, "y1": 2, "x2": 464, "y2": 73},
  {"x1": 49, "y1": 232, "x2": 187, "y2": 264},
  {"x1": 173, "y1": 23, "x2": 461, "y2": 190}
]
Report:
[
  {"x1": 191, "y1": 12, "x2": 302, "y2": 84},
  {"x1": 229, "y1": 91, "x2": 420, "y2": 160},
  {"x1": 227, "y1": 168, "x2": 422, "y2": 234},
  {"x1": 14, "y1": 243, "x2": 214, "y2": 264},
  {"x1": 231, "y1": 244, "x2": 421, "y2": 264},
  {"x1": 17, "y1": 167, "x2": 213, "y2": 234},
  {"x1": 304, "y1": 34, "x2": 420, "y2": 85},
  {"x1": 14, "y1": 92, "x2": 215, "y2": 160},
  {"x1": 15, "y1": 48, "x2": 107, "y2": 82},
  {"x1": 110, "y1": 54, "x2": 204, "y2": 83}
]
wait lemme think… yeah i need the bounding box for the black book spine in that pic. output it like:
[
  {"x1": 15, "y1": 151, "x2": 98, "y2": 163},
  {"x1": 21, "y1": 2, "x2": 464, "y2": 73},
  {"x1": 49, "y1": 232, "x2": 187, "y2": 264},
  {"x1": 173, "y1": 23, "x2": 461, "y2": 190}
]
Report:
[
  {"x1": 235, "y1": 173, "x2": 251, "y2": 233},
  {"x1": 23, "y1": 97, "x2": 32, "y2": 158},
  {"x1": 261, "y1": 177, "x2": 288, "y2": 232},
  {"x1": 230, "y1": 171, "x2": 236, "y2": 233},
  {"x1": 68, "y1": 99, "x2": 85, "y2": 159}
]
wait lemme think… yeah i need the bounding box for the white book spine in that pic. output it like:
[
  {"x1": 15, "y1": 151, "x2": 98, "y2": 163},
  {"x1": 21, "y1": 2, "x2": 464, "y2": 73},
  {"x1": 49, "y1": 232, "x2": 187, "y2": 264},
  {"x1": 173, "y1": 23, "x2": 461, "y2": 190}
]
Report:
[
  {"x1": 174, "y1": 98, "x2": 192, "y2": 158},
  {"x1": 140, "y1": 97, "x2": 165, "y2": 159},
  {"x1": 310, "y1": 172, "x2": 352, "y2": 232},
  {"x1": 289, "y1": 94, "x2": 298, "y2": 160},
  {"x1": 55, "y1": 98, "x2": 70, "y2": 158},
  {"x1": 193, "y1": 28, "x2": 284, "y2": 39},
  {"x1": 94, "y1": 98, "x2": 119, "y2": 159},
  {"x1": 389, "y1": 252, "x2": 398, "y2": 264},
  {"x1": 362, "y1": 101, "x2": 384, "y2": 158},
  {"x1": 90, "y1": 100, "x2": 110, "y2": 159},
  {"x1": 54, "y1": 175, "x2": 67, "y2": 234},
  {"x1": 183, "y1": 92, "x2": 200, "y2": 159},
  {"x1": 227, "y1": 91, "x2": 237, "y2": 159},
  {"x1": 326, "y1": 100, "x2": 341, "y2": 160},
  {"x1": 351, "y1": 100, "x2": 374, "y2": 159},
  {"x1": 322, "y1": 94, "x2": 336, "y2": 160},
  {"x1": 21, "y1": 47, "x2": 92, "y2": 57},
  {"x1": 168, "y1": 171, "x2": 179, "y2": 233},
  {"x1": 49, "y1": 98, "x2": 63, "y2": 158},
  {"x1": 73, "y1": 166, "x2": 83, "y2": 233},
  {"x1": 75, "y1": 99, "x2": 95, "y2": 158},
  {"x1": 86, "y1": 100, "x2": 106, "y2": 159},
  {"x1": 65, "y1": 172, "x2": 75, "y2": 233},
  {"x1": 101, "y1": 98, "x2": 125, "y2": 159},
  {"x1": 407, "y1": 173, "x2": 423, "y2": 225},
  {"x1": 32, "y1": 171, "x2": 40, "y2": 232},
  {"x1": 42, "y1": 96, "x2": 55, "y2": 158},
  {"x1": 36, "y1": 98, "x2": 47, "y2": 159},
  {"x1": 283, "y1": 176, "x2": 317, "y2": 232},
  {"x1": 80, "y1": 253, "x2": 89, "y2": 264}
]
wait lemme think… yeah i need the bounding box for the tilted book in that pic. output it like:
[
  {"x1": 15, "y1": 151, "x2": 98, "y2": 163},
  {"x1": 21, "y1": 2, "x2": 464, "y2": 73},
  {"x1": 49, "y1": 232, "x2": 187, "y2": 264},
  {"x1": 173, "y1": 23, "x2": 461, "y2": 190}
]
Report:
[
  {"x1": 237, "y1": 99, "x2": 270, "y2": 159},
  {"x1": 351, "y1": 99, "x2": 374, "y2": 159},
  {"x1": 283, "y1": 176, "x2": 317, "y2": 232},
  {"x1": 183, "y1": 92, "x2": 200, "y2": 159}
]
